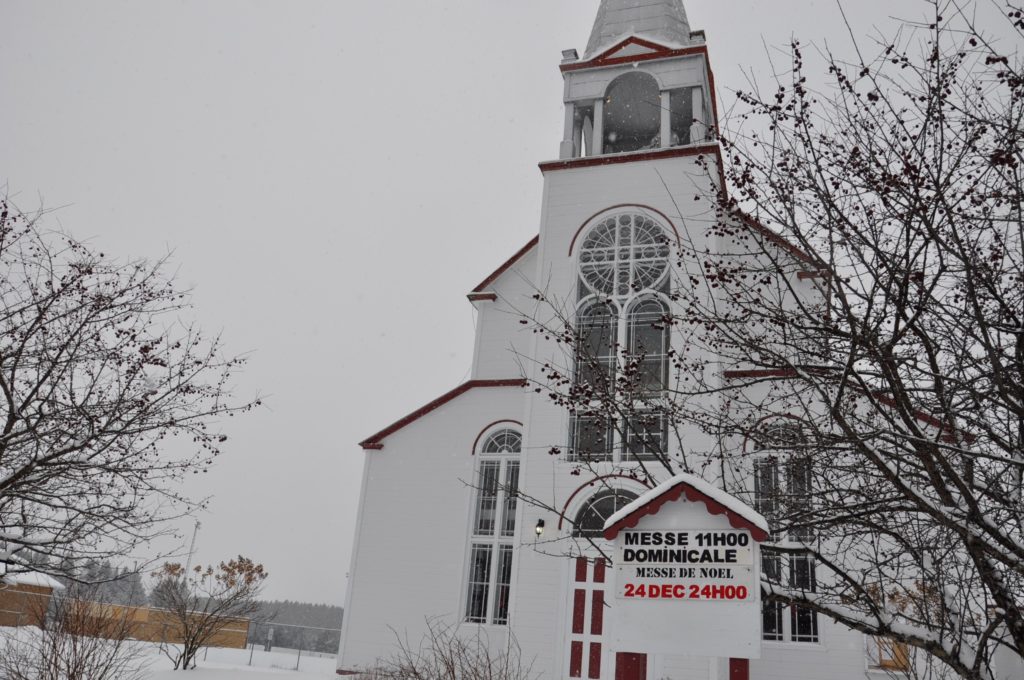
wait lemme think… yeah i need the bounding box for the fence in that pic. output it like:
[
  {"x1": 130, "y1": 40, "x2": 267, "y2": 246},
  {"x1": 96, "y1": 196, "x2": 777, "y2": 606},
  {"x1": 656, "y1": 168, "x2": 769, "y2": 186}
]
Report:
[
  {"x1": 0, "y1": 584, "x2": 340, "y2": 671},
  {"x1": 82, "y1": 602, "x2": 249, "y2": 648},
  {"x1": 221, "y1": 621, "x2": 341, "y2": 672},
  {"x1": 0, "y1": 585, "x2": 249, "y2": 651}
]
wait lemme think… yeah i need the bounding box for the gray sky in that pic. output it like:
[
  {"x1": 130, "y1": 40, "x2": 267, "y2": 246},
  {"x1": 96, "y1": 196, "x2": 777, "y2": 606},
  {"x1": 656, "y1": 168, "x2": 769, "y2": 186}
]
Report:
[{"x1": 0, "y1": 0, "x2": 1009, "y2": 605}]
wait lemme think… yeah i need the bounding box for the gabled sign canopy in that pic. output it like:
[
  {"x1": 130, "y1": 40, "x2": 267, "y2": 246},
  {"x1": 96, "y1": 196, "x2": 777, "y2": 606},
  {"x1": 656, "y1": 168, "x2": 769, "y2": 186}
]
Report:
[
  {"x1": 602, "y1": 473, "x2": 768, "y2": 660},
  {"x1": 604, "y1": 473, "x2": 769, "y2": 541}
]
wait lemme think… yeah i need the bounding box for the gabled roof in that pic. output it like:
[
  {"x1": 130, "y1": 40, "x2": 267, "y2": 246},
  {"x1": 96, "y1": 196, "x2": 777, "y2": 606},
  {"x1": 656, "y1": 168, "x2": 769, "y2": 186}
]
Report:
[
  {"x1": 359, "y1": 379, "x2": 525, "y2": 450},
  {"x1": 736, "y1": 212, "x2": 815, "y2": 265},
  {"x1": 603, "y1": 473, "x2": 769, "y2": 541},
  {"x1": 1, "y1": 569, "x2": 64, "y2": 590},
  {"x1": 721, "y1": 368, "x2": 972, "y2": 444},
  {"x1": 585, "y1": 0, "x2": 692, "y2": 59},
  {"x1": 468, "y1": 235, "x2": 539, "y2": 300}
]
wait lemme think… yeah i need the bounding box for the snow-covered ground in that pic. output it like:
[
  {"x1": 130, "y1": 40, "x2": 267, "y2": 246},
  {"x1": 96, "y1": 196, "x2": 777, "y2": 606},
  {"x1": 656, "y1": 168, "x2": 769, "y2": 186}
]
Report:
[
  {"x1": 1, "y1": 627, "x2": 339, "y2": 679},
  {"x1": 148, "y1": 672, "x2": 334, "y2": 680},
  {"x1": 145, "y1": 645, "x2": 338, "y2": 678}
]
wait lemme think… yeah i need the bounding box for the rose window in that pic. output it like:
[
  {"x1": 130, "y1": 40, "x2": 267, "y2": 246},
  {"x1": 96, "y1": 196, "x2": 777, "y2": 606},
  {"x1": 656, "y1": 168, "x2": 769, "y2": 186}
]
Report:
[{"x1": 578, "y1": 213, "x2": 670, "y2": 297}]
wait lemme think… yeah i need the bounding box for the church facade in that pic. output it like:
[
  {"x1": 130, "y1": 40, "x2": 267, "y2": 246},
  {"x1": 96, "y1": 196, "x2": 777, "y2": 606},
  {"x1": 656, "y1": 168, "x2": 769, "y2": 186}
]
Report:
[{"x1": 337, "y1": 2, "x2": 899, "y2": 679}]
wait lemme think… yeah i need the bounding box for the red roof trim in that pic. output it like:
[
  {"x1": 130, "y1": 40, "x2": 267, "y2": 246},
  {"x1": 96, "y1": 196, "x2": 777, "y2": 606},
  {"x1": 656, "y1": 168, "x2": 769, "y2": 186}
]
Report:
[
  {"x1": 735, "y1": 212, "x2": 815, "y2": 265},
  {"x1": 723, "y1": 368, "x2": 798, "y2": 380},
  {"x1": 358, "y1": 379, "x2": 526, "y2": 450},
  {"x1": 590, "y1": 35, "x2": 673, "y2": 61},
  {"x1": 722, "y1": 369, "x2": 969, "y2": 443},
  {"x1": 603, "y1": 479, "x2": 769, "y2": 542},
  {"x1": 871, "y1": 392, "x2": 971, "y2": 442},
  {"x1": 539, "y1": 144, "x2": 720, "y2": 173},
  {"x1": 467, "y1": 292, "x2": 498, "y2": 302},
  {"x1": 561, "y1": 41, "x2": 708, "y2": 73},
  {"x1": 470, "y1": 235, "x2": 539, "y2": 294}
]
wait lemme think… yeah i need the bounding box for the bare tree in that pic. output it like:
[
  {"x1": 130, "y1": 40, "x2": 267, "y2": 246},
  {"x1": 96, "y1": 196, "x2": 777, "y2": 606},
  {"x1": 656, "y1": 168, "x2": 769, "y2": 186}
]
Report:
[
  {"x1": 516, "y1": 2, "x2": 1024, "y2": 678},
  {"x1": 150, "y1": 556, "x2": 267, "y2": 670},
  {"x1": 0, "y1": 200, "x2": 259, "y2": 578},
  {"x1": 363, "y1": 617, "x2": 535, "y2": 680},
  {"x1": 0, "y1": 584, "x2": 149, "y2": 680}
]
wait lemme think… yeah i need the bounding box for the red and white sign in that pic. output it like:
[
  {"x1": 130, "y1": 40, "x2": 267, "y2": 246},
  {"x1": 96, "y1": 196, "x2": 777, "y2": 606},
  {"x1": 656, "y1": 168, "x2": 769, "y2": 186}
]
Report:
[
  {"x1": 602, "y1": 474, "x2": 769, "y2": 659},
  {"x1": 615, "y1": 529, "x2": 755, "y2": 601}
]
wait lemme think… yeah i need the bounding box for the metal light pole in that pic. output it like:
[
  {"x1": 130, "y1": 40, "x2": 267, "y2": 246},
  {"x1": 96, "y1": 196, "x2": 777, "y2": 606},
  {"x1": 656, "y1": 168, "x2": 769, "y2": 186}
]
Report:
[{"x1": 184, "y1": 520, "x2": 202, "y2": 574}]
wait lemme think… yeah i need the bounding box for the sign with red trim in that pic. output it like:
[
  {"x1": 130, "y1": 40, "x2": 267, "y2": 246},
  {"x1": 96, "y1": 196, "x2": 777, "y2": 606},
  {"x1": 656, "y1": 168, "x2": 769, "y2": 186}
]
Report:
[
  {"x1": 603, "y1": 474, "x2": 766, "y2": 659},
  {"x1": 615, "y1": 529, "x2": 755, "y2": 602}
]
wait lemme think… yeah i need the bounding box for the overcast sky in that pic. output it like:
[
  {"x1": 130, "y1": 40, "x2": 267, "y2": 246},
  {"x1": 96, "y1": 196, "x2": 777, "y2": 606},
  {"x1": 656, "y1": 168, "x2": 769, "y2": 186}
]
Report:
[{"x1": 0, "y1": 0, "x2": 1011, "y2": 606}]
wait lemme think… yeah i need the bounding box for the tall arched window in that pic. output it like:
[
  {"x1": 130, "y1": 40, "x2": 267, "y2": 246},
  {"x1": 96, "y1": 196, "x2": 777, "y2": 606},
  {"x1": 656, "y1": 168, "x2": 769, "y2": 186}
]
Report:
[
  {"x1": 576, "y1": 301, "x2": 617, "y2": 390},
  {"x1": 570, "y1": 212, "x2": 671, "y2": 463},
  {"x1": 465, "y1": 428, "x2": 520, "y2": 625},
  {"x1": 627, "y1": 298, "x2": 669, "y2": 393}
]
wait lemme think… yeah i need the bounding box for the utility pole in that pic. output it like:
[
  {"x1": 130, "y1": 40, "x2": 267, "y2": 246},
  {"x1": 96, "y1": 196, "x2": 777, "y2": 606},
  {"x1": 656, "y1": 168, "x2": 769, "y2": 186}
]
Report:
[{"x1": 184, "y1": 520, "x2": 201, "y2": 574}]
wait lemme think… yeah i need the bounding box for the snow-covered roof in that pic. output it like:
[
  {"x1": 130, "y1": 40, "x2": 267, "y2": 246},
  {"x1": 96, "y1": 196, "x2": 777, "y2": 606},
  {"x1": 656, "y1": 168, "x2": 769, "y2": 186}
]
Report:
[
  {"x1": 585, "y1": 0, "x2": 692, "y2": 59},
  {"x1": 2, "y1": 570, "x2": 65, "y2": 590},
  {"x1": 603, "y1": 472, "x2": 769, "y2": 541}
]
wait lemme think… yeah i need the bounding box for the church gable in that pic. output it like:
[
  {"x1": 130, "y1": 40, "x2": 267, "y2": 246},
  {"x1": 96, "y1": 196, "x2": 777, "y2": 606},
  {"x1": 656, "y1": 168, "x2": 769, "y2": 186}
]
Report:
[
  {"x1": 593, "y1": 35, "x2": 676, "y2": 62},
  {"x1": 358, "y1": 379, "x2": 524, "y2": 450},
  {"x1": 562, "y1": 35, "x2": 708, "y2": 73},
  {"x1": 467, "y1": 235, "x2": 538, "y2": 301}
]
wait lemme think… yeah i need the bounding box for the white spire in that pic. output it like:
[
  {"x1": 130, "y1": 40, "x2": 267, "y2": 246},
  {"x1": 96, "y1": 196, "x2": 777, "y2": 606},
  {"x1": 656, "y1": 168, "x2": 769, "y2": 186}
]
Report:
[{"x1": 584, "y1": 0, "x2": 692, "y2": 58}]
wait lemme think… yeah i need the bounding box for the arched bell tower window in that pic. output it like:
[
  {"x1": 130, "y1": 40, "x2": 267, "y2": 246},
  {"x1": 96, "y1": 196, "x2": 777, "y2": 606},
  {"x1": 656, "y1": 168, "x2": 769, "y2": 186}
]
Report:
[
  {"x1": 570, "y1": 212, "x2": 671, "y2": 463},
  {"x1": 572, "y1": 489, "x2": 639, "y2": 538},
  {"x1": 602, "y1": 72, "x2": 662, "y2": 154}
]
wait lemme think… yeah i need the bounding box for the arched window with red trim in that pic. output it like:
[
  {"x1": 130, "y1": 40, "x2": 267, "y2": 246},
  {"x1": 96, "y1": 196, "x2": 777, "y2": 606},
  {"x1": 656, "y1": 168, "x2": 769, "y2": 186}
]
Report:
[{"x1": 464, "y1": 427, "x2": 521, "y2": 625}]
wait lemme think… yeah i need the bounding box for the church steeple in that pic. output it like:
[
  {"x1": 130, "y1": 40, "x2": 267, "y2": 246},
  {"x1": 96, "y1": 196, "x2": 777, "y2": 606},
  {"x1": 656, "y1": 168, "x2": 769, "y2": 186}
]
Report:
[
  {"x1": 585, "y1": 0, "x2": 692, "y2": 58},
  {"x1": 555, "y1": 0, "x2": 711, "y2": 162}
]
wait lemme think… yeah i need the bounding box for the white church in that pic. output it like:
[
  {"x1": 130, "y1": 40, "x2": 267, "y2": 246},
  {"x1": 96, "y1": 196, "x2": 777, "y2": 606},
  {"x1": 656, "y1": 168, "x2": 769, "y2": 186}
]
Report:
[{"x1": 337, "y1": 2, "x2": 905, "y2": 678}]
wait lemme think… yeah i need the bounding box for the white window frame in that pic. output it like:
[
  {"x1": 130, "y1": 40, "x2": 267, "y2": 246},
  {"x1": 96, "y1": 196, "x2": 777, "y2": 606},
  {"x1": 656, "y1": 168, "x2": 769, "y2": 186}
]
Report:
[
  {"x1": 463, "y1": 428, "x2": 520, "y2": 626},
  {"x1": 571, "y1": 488, "x2": 641, "y2": 538},
  {"x1": 569, "y1": 210, "x2": 672, "y2": 465},
  {"x1": 752, "y1": 421, "x2": 819, "y2": 644}
]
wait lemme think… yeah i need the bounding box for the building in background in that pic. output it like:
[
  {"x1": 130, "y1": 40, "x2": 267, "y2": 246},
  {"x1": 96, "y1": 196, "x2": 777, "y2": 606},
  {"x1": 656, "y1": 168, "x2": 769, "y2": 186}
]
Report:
[{"x1": 0, "y1": 570, "x2": 64, "y2": 627}]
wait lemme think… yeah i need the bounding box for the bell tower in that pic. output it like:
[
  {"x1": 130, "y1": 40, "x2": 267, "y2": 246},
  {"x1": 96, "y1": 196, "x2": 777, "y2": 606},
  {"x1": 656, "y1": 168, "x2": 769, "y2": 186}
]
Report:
[
  {"x1": 523, "y1": 0, "x2": 725, "y2": 475},
  {"x1": 555, "y1": 0, "x2": 714, "y2": 161}
]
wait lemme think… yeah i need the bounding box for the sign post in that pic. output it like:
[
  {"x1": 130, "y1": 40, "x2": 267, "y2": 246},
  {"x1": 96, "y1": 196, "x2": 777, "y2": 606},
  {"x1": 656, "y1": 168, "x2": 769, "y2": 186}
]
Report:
[{"x1": 602, "y1": 474, "x2": 769, "y2": 674}]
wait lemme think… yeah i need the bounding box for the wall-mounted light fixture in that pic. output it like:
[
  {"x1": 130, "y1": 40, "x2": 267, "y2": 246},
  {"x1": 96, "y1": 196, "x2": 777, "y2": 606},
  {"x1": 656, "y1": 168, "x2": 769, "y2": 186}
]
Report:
[{"x1": 534, "y1": 519, "x2": 545, "y2": 537}]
